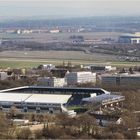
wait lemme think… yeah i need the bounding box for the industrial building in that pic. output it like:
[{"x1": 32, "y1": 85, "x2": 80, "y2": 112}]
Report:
[
  {"x1": 0, "y1": 86, "x2": 110, "y2": 114},
  {"x1": 91, "y1": 65, "x2": 116, "y2": 72},
  {"x1": 65, "y1": 71, "x2": 96, "y2": 85},
  {"x1": 37, "y1": 77, "x2": 66, "y2": 87},
  {"x1": 119, "y1": 32, "x2": 140, "y2": 44},
  {"x1": 83, "y1": 65, "x2": 116, "y2": 72},
  {"x1": 101, "y1": 73, "x2": 140, "y2": 86}
]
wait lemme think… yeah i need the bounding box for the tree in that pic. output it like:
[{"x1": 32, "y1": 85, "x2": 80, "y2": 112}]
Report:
[
  {"x1": 0, "y1": 112, "x2": 16, "y2": 139},
  {"x1": 9, "y1": 105, "x2": 18, "y2": 118},
  {"x1": 42, "y1": 126, "x2": 65, "y2": 139},
  {"x1": 101, "y1": 132, "x2": 125, "y2": 139},
  {"x1": 129, "y1": 67, "x2": 134, "y2": 74},
  {"x1": 34, "y1": 130, "x2": 43, "y2": 139},
  {"x1": 74, "y1": 114, "x2": 97, "y2": 135},
  {"x1": 56, "y1": 113, "x2": 73, "y2": 128},
  {"x1": 119, "y1": 68, "x2": 126, "y2": 73},
  {"x1": 16, "y1": 128, "x2": 32, "y2": 139}
]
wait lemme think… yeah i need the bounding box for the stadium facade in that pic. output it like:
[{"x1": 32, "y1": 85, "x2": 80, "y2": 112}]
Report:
[{"x1": 0, "y1": 86, "x2": 124, "y2": 115}]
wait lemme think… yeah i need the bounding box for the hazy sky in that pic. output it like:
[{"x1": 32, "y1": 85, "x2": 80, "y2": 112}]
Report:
[{"x1": 0, "y1": 0, "x2": 140, "y2": 19}]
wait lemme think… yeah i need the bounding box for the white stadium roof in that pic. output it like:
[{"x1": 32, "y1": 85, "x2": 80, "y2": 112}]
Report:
[
  {"x1": 25, "y1": 94, "x2": 71, "y2": 104},
  {"x1": 0, "y1": 92, "x2": 71, "y2": 104},
  {"x1": 0, "y1": 93, "x2": 30, "y2": 102}
]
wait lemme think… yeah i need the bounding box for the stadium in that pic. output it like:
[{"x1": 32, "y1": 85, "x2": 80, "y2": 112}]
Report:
[{"x1": 0, "y1": 86, "x2": 124, "y2": 115}]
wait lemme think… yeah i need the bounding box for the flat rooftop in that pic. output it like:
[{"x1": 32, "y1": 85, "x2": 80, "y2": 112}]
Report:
[
  {"x1": 25, "y1": 94, "x2": 71, "y2": 104},
  {"x1": 0, "y1": 93, "x2": 30, "y2": 103},
  {"x1": 0, "y1": 92, "x2": 71, "y2": 105}
]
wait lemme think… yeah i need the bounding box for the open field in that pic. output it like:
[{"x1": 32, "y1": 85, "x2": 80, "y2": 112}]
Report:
[
  {"x1": 0, "y1": 59, "x2": 140, "y2": 68},
  {"x1": 0, "y1": 51, "x2": 117, "y2": 61},
  {"x1": 0, "y1": 50, "x2": 116, "y2": 68},
  {"x1": 0, "y1": 32, "x2": 122, "y2": 43},
  {"x1": 0, "y1": 51, "x2": 140, "y2": 68}
]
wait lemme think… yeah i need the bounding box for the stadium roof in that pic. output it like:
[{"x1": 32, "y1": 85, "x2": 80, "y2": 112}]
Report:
[
  {"x1": 0, "y1": 92, "x2": 71, "y2": 104},
  {"x1": 25, "y1": 94, "x2": 71, "y2": 104},
  {"x1": 0, "y1": 86, "x2": 110, "y2": 95},
  {"x1": 0, "y1": 86, "x2": 29, "y2": 93},
  {"x1": 0, "y1": 93, "x2": 30, "y2": 103},
  {"x1": 82, "y1": 94, "x2": 125, "y2": 105}
]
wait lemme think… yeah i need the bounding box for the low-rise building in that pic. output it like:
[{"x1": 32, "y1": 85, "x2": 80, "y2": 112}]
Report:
[
  {"x1": 119, "y1": 32, "x2": 140, "y2": 44},
  {"x1": 91, "y1": 65, "x2": 116, "y2": 72},
  {"x1": 37, "y1": 77, "x2": 66, "y2": 87},
  {"x1": 84, "y1": 65, "x2": 116, "y2": 72},
  {"x1": 101, "y1": 73, "x2": 140, "y2": 86},
  {"x1": 90, "y1": 113, "x2": 123, "y2": 127},
  {"x1": 50, "y1": 29, "x2": 60, "y2": 33},
  {"x1": 65, "y1": 71, "x2": 96, "y2": 86},
  {"x1": 16, "y1": 29, "x2": 33, "y2": 34},
  {"x1": 0, "y1": 72, "x2": 8, "y2": 80}
]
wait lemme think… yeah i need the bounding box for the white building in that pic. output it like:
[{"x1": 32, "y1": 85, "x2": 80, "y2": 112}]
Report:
[
  {"x1": 101, "y1": 73, "x2": 140, "y2": 86},
  {"x1": 65, "y1": 71, "x2": 96, "y2": 85},
  {"x1": 0, "y1": 72, "x2": 8, "y2": 80},
  {"x1": 50, "y1": 29, "x2": 60, "y2": 33},
  {"x1": 37, "y1": 77, "x2": 66, "y2": 87},
  {"x1": 16, "y1": 29, "x2": 33, "y2": 34}
]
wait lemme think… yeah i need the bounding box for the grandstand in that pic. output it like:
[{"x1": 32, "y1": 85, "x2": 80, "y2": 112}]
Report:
[
  {"x1": 0, "y1": 92, "x2": 72, "y2": 114},
  {"x1": 82, "y1": 94, "x2": 125, "y2": 106}
]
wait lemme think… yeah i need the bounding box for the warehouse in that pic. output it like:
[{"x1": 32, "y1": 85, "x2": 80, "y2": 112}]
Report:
[
  {"x1": 119, "y1": 32, "x2": 140, "y2": 44},
  {"x1": 101, "y1": 73, "x2": 140, "y2": 86}
]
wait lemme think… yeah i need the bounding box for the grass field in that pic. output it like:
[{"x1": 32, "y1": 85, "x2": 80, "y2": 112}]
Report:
[
  {"x1": 1, "y1": 32, "x2": 133, "y2": 68},
  {"x1": 0, "y1": 32, "x2": 121, "y2": 43},
  {"x1": 0, "y1": 51, "x2": 117, "y2": 61},
  {"x1": 0, "y1": 50, "x2": 139, "y2": 68},
  {"x1": 0, "y1": 57, "x2": 140, "y2": 68}
]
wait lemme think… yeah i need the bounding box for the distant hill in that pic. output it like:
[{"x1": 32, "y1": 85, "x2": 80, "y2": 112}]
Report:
[{"x1": 0, "y1": 16, "x2": 140, "y2": 32}]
